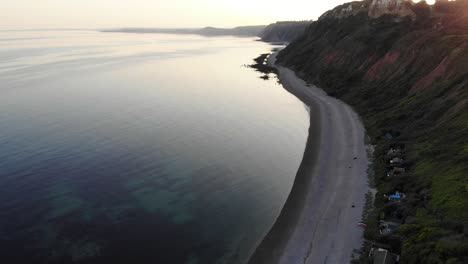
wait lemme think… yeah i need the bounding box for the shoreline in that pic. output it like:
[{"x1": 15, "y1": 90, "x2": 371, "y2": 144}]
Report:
[{"x1": 248, "y1": 53, "x2": 369, "y2": 264}]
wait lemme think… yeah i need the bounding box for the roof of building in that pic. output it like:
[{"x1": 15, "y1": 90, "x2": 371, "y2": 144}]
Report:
[{"x1": 373, "y1": 248, "x2": 396, "y2": 264}]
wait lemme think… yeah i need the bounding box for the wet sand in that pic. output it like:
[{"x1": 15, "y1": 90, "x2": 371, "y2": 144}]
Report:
[{"x1": 248, "y1": 53, "x2": 369, "y2": 264}]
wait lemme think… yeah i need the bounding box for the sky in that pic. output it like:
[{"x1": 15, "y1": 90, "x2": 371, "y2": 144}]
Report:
[{"x1": 1, "y1": 0, "x2": 364, "y2": 30}]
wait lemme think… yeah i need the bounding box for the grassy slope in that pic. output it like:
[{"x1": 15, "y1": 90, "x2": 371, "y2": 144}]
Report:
[{"x1": 277, "y1": 2, "x2": 468, "y2": 263}]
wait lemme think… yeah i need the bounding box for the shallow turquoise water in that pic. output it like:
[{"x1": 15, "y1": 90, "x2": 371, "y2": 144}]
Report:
[{"x1": 0, "y1": 30, "x2": 309, "y2": 263}]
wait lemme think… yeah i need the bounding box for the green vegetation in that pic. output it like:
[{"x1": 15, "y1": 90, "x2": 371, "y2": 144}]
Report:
[{"x1": 278, "y1": 1, "x2": 468, "y2": 263}]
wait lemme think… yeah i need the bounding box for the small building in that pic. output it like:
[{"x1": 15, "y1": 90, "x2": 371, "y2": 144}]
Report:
[
  {"x1": 371, "y1": 248, "x2": 398, "y2": 264},
  {"x1": 387, "y1": 167, "x2": 406, "y2": 177},
  {"x1": 389, "y1": 158, "x2": 404, "y2": 166}
]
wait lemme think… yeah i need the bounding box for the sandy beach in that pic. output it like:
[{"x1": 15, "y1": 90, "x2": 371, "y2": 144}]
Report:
[{"x1": 248, "y1": 53, "x2": 369, "y2": 264}]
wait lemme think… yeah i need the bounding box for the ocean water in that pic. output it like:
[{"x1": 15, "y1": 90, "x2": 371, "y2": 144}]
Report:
[{"x1": 0, "y1": 30, "x2": 309, "y2": 263}]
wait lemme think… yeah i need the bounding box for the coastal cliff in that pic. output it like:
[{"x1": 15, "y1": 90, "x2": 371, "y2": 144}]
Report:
[
  {"x1": 102, "y1": 23, "x2": 311, "y2": 42},
  {"x1": 102, "y1": 25, "x2": 266, "y2": 37},
  {"x1": 259, "y1": 21, "x2": 312, "y2": 42},
  {"x1": 277, "y1": 0, "x2": 468, "y2": 263}
]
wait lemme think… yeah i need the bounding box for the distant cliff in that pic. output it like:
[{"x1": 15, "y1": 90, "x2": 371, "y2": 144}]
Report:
[
  {"x1": 102, "y1": 25, "x2": 266, "y2": 37},
  {"x1": 103, "y1": 22, "x2": 310, "y2": 42},
  {"x1": 278, "y1": 0, "x2": 468, "y2": 263},
  {"x1": 198, "y1": 25, "x2": 266, "y2": 37},
  {"x1": 259, "y1": 21, "x2": 312, "y2": 42}
]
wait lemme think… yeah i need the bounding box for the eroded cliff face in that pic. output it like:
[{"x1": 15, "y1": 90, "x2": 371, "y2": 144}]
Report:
[
  {"x1": 368, "y1": 0, "x2": 415, "y2": 18},
  {"x1": 277, "y1": 1, "x2": 468, "y2": 263},
  {"x1": 319, "y1": 1, "x2": 369, "y2": 19},
  {"x1": 319, "y1": 0, "x2": 416, "y2": 20}
]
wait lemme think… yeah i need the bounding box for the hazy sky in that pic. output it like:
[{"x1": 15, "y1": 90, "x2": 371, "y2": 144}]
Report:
[{"x1": 1, "y1": 0, "x2": 364, "y2": 30}]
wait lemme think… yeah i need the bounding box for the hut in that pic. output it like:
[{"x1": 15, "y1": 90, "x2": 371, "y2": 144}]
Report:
[{"x1": 371, "y1": 248, "x2": 398, "y2": 264}]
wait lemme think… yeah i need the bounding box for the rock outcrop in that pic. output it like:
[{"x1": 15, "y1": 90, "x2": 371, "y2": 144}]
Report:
[
  {"x1": 319, "y1": 1, "x2": 370, "y2": 20},
  {"x1": 368, "y1": 0, "x2": 415, "y2": 18}
]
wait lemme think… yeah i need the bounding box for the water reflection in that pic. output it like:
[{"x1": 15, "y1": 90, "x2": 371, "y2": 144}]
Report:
[{"x1": 0, "y1": 31, "x2": 308, "y2": 263}]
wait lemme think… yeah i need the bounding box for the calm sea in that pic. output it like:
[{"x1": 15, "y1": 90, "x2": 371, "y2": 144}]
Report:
[{"x1": 0, "y1": 30, "x2": 309, "y2": 263}]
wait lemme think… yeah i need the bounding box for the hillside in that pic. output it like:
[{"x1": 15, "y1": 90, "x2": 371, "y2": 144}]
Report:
[{"x1": 277, "y1": 0, "x2": 468, "y2": 263}]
